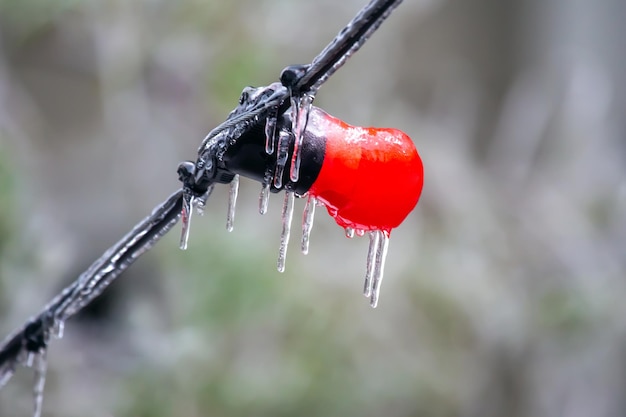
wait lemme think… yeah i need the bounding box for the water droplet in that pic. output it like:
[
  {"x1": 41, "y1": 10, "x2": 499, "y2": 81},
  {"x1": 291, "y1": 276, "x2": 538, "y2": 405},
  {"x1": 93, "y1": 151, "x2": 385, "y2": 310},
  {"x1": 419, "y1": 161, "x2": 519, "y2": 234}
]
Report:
[
  {"x1": 52, "y1": 320, "x2": 65, "y2": 339},
  {"x1": 345, "y1": 227, "x2": 355, "y2": 238},
  {"x1": 370, "y1": 230, "x2": 390, "y2": 308},
  {"x1": 277, "y1": 191, "x2": 295, "y2": 272},
  {"x1": 265, "y1": 113, "x2": 277, "y2": 155},
  {"x1": 259, "y1": 183, "x2": 270, "y2": 214},
  {"x1": 274, "y1": 130, "x2": 292, "y2": 189},
  {"x1": 355, "y1": 229, "x2": 366, "y2": 237},
  {"x1": 226, "y1": 175, "x2": 239, "y2": 232},
  {"x1": 301, "y1": 195, "x2": 317, "y2": 254},
  {"x1": 289, "y1": 94, "x2": 314, "y2": 182},
  {"x1": 179, "y1": 194, "x2": 194, "y2": 250}
]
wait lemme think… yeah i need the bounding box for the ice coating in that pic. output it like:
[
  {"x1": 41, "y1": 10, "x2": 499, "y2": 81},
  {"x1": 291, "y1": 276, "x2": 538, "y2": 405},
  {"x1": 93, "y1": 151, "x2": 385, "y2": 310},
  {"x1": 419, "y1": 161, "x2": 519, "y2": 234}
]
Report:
[
  {"x1": 273, "y1": 130, "x2": 292, "y2": 189},
  {"x1": 277, "y1": 191, "x2": 295, "y2": 272},
  {"x1": 259, "y1": 183, "x2": 270, "y2": 214},
  {"x1": 289, "y1": 93, "x2": 314, "y2": 183},
  {"x1": 226, "y1": 175, "x2": 239, "y2": 232},
  {"x1": 301, "y1": 195, "x2": 317, "y2": 254},
  {"x1": 265, "y1": 112, "x2": 277, "y2": 155},
  {"x1": 179, "y1": 195, "x2": 194, "y2": 250}
]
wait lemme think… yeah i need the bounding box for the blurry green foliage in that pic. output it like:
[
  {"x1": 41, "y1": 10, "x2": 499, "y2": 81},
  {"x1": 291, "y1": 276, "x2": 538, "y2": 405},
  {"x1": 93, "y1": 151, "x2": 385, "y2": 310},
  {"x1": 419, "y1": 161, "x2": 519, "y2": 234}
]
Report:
[
  {"x1": 120, "y1": 235, "x2": 366, "y2": 417},
  {"x1": 172, "y1": 235, "x2": 281, "y2": 327},
  {"x1": 208, "y1": 45, "x2": 275, "y2": 112},
  {"x1": 535, "y1": 289, "x2": 592, "y2": 336},
  {"x1": 408, "y1": 278, "x2": 473, "y2": 349}
]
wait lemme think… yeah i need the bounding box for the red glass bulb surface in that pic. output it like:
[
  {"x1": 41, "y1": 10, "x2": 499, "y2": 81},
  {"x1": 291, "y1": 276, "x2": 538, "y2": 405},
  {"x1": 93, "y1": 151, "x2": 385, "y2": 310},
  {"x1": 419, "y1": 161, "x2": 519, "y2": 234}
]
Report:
[{"x1": 307, "y1": 108, "x2": 424, "y2": 233}]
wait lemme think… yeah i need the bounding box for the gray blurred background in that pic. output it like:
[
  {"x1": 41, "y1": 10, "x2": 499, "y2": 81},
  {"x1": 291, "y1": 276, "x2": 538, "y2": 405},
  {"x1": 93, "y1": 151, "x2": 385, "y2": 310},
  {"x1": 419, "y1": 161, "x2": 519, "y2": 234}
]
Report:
[{"x1": 0, "y1": 0, "x2": 625, "y2": 416}]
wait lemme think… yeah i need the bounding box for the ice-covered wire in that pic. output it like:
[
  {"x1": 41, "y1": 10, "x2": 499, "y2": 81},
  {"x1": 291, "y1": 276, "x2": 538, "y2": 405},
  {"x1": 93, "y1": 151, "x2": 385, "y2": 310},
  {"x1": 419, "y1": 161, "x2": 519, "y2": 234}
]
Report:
[
  {"x1": 0, "y1": 189, "x2": 183, "y2": 389},
  {"x1": 290, "y1": 0, "x2": 404, "y2": 94},
  {"x1": 198, "y1": 87, "x2": 288, "y2": 153},
  {"x1": 198, "y1": 0, "x2": 405, "y2": 151}
]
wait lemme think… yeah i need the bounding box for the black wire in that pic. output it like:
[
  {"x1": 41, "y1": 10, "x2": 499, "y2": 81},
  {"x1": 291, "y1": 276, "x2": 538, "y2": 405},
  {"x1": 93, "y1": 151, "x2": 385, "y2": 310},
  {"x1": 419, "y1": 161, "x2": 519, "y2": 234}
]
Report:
[{"x1": 294, "y1": 0, "x2": 404, "y2": 93}]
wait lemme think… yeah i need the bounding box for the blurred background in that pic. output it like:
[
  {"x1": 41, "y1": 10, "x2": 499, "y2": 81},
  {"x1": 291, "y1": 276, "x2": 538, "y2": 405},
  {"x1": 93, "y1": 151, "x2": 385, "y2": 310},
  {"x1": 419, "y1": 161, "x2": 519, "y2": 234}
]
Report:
[{"x1": 0, "y1": 0, "x2": 625, "y2": 416}]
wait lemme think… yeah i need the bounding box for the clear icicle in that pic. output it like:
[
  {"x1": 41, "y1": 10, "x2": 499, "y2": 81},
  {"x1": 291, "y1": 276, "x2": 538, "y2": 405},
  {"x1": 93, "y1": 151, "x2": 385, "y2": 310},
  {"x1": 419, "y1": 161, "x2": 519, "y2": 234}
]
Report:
[
  {"x1": 52, "y1": 319, "x2": 65, "y2": 339},
  {"x1": 265, "y1": 113, "x2": 277, "y2": 155},
  {"x1": 277, "y1": 191, "x2": 295, "y2": 272},
  {"x1": 274, "y1": 130, "x2": 292, "y2": 189},
  {"x1": 301, "y1": 195, "x2": 317, "y2": 254},
  {"x1": 0, "y1": 369, "x2": 14, "y2": 388},
  {"x1": 364, "y1": 231, "x2": 380, "y2": 298},
  {"x1": 179, "y1": 195, "x2": 194, "y2": 250},
  {"x1": 259, "y1": 183, "x2": 270, "y2": 214},
  {"x1": 226, "y1": 175, "x2": 239, "y2": 232},
  {"x1": 32, "y1": 349, "x2": 48, "y2": 417},
  {"x1": 289, "y1": 94, "x2": 314, "y2": 183},
  {"x1": 370, "y1": 230, "x2": 390, "y2": 308},
  {"x1": 180, "y1": 186, "x2": 213, "y2": 248},
  {"x1": 25, "y1": 351, "x2": 36, "y2": 367},
  {"x1": 345, "y1": 227, "x2": 355, "y2": 238}
]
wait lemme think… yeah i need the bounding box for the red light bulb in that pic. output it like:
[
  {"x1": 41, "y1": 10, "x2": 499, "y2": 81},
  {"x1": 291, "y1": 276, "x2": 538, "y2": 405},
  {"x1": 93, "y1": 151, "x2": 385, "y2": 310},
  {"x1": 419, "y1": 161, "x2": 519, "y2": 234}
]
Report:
[
  {"x1": 220, "y1": 101, "x2": 424, "y2": 307},
  {"x1": 306, "y1": 108, "x2": 424, "y2": 234}
]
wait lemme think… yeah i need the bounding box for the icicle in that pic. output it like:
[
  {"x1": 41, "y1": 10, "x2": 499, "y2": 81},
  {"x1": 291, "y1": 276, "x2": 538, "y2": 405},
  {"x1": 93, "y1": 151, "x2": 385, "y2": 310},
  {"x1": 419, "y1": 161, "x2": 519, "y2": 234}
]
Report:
[
  {"x1": 265, "y1": 113, "x2": 277, "y2": 155},
  {"x1": 301, "y1": 195, "x2": 317, "y2": 254},
  {"x1": 0, "y1": 369, "x2": 14, "y2": 388},
  {"x1": 363, "y1": 231, "x2": 380, "y2": 298},
  {"x1": 274, "y1": 130, "x2": 292, "y2": 189},
  {"x1": 180, "y1": 185, "x2": 213, "y2": 248},
  {"x1": 25, "y1": 351, "x2": 36, "y2": 367},
  {"x1": 51, "y1": 319, "x2": 65, "y2": 339},
  {"x1": 277, "y1": 191, "x2": 295, "y2": 272},
  {"x1": 345, "y1": 227, "x2": 355, "y2": 238},
  {"x1": 259, "y1": 183, "x2": 270, "y2": 214},
  {"x1": 289, "y1": 94, "x2": 314, "y2": 182},
  {"x1": 355, "y1": 229, "x2": 366, "y2": 237},
  {"x1": 32, "y1": 349, "x2": 48, "y2": 417},
  {"x1": 226, "y1": 175, "x2": 239, "y2": 232},
  {"x1": 369, "y1": 230, "x2": 390, "y2": 308},
  {"x1": 179, "y1": 194, "x2": 194, "y2": 250}
]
